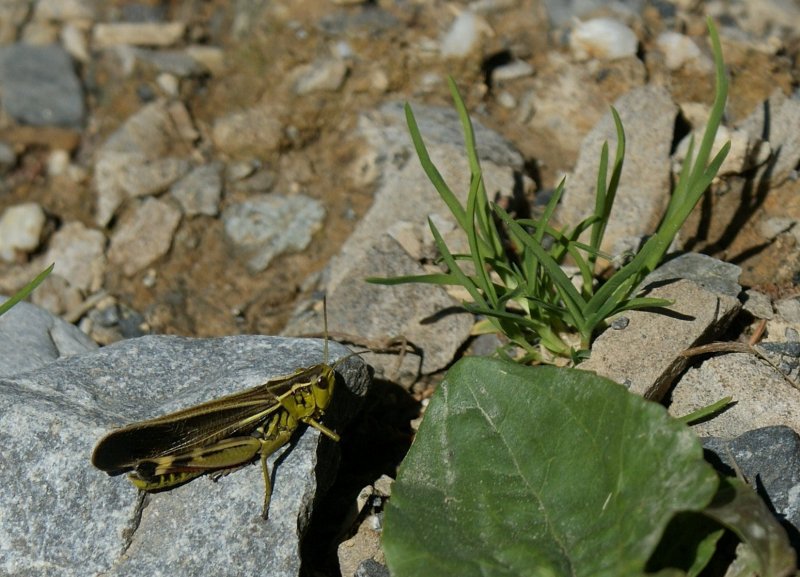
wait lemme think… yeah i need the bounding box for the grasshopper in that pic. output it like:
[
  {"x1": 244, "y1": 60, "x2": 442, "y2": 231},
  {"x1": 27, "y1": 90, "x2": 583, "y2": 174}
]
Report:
[{"x1": 91, "y1": 303, "x2": 349, "y2": 519}]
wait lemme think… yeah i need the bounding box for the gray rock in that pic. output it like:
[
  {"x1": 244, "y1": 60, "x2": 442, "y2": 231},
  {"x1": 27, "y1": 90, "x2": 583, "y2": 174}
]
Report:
[
  {"x1": 355, "y1": 559, "x2": 391, "y2": 577},
  {"x1": 0, "y1": 329, "x2": 369, "y2": 577},
  {"x1": 491, "y1": 59, "x2": 534, "y2": 84},
  {"x1": 542, "y1": 0, "x2": 646, "y2": 27},
  {"x1": 94, "y1": 101, "x2": 194, "y2": 226},
  {"x1": 440, "y1": 11, "x2": 486, "y2": 58},
  {"x1": 118, "y1": 157, "x2": 191, "y2": 197},
  {"x1": 327, "y1": 100, "x2": 522, "y2": 294},
  {"x1": 670, "y1": 350, "x2": 800, "y2": 438},
  {"x1": 222, "y1": 194, "x2": 325, "y2": 273},
  {"x1": 170, "y1": 162, "x2": 223, "y2": 216},
  {"x1": 673, "y1": 124, "x2": 768, "y2": 177},
  {"x1": 107, "y1": 198, "x2": 182, "y2": 276},
  {"x1": 556, "y1": 85, "x2": 678, "y2": 257},
  {"x1": 44, "y1": 222, "x2": 107, "y2": 293},
  {"x1": 640, "y1": 252, "x2": 742, "y2": 298},
  {"x1": 703, "y1": 426, "x2": 800, "y2": 546},
  {"x1": 522, "y1": 52, "x2": 646, "y2": 163},
  {"x1": 655, "y1": 31, "x2": 707, "y2": 71},
  {"x1": 0, "y1": 297, "x2": 96, "y2": 377},
  {"x1": 738, "y1": 89, "x2": 800, "y2": 187},
  {"x1": 580, "y1": 254, "x2": 742, "y2": 400},
  {"x1": 0, "y1": 43, "x2": 85, "y2": 128},
  {"x1": 130, "y1": 47, "x2": 208, "y2": 76},
  {"x1": 742, "y1": 288, "x2": 775, "y2": 320},
  {"x1": 288, "y1": 235, "x2": 472, "y2": 382}
]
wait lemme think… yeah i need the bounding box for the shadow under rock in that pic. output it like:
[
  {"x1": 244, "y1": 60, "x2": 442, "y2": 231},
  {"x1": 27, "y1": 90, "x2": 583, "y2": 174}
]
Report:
[{"x1": 301, "y1": 377, "x2": 420, "y2": 577}]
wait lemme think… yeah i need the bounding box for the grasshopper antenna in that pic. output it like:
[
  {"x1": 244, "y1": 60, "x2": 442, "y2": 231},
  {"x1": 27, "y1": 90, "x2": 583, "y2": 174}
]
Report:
[{"x1": 322, "y1": 295, "x2": 328, "y2": 365}]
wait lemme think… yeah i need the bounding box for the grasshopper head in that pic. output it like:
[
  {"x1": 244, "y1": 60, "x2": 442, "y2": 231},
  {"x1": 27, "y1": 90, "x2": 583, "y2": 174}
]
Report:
[{"x1": 311, "y1": 364, "x2": 336, "y2": 412}]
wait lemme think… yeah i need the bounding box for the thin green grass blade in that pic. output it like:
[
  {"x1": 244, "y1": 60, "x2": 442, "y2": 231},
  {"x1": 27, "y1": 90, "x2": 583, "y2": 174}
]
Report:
[
  {"x1": 0, "y1": 263, "x2": 54, "y2": 317},
  {"x1": 404, "y1": 103, "x2": 468, "y2": 229},
  {"x1": 688, "y1": 19, "x2": 728, "y2": 186},
  {"x1": 605, "y1": 297, "x2": 673, "y2": 317},
  {"x1": 366, "y1": 273, "x2": 458, "y2": 286},
  {"x1": 590, "y1": 107, "x2": 625, "y2": 268},
  {"x1": 495, "y1": 205, "x2": 589, "y2": 332},
  {"x1": 466, "y1": 171, "x2": 498, "y2": 305},
  {"x1": 448, "y1": 78, "x2": 504, "y2": 257},
  {"x1": 675, "y1": 397, "x2": 733, "y2": 425},
  {"x1": 427, "y1": 217, "x2": 490, "y2": 310}
]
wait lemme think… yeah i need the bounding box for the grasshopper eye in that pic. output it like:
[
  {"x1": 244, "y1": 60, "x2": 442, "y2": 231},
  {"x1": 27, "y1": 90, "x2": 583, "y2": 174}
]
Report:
[{"x1": 316, "y1": 375, "x2": 328, "y2": 389}]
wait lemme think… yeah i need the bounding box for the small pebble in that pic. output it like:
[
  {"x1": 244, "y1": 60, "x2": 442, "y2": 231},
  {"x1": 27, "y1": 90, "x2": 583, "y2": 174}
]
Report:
[
  {"x1": 491, "y1": 59, "x2": 534, "y2": 83},
  {"x1": 656, "y1": 31, "x2": 704, "y2": 71},
  {"x1": 570, "y1": 18, "x2": 638, "y2": 61},
  {"x1": 441, "y1": 11, "x2": 483, "y2": 58},
  {"x1": 293, "y1": 58, "x2": 348, "y2": 95},
  {"x1": 0, "y1": 203, "x2": 46, "y2": 262}
]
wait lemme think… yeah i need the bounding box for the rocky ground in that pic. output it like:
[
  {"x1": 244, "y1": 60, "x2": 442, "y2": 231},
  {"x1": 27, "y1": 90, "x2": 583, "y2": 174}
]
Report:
[
  {"x1": 1, "y1": 0, "x2": 798, "y2": 349},
  {"x1": 2, "y1": 0, "x2": 800, "y2": 575}
]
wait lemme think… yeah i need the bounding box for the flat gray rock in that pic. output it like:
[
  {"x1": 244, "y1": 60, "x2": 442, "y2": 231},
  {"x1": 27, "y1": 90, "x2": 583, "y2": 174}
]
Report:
[
  {"x1": 222, "y1": 194, "x2": 325, "y2": 273},
  {"x1": 0, "y1": 43, "x2": 85, "y2": 128},
  {"x1": 0, "y1": 297, "x2": 96, "y2": 377},
  {"x1": 641, "y1": 252, "x2": 742, "y2": 298},
  {"x1": 93, "y1": 101, "x2": 195, "y2": 227},
  {"x1": 670, "y1": 349, "x2": 800, "y2": 438},
  {"x1": 556, "y1": 85, "x2": 678, "y2": 257},
  {"x1": 580, "y1": 254, "x2": 742, "y2": 400},
  {"x1": 0, "y1": 333, "x2": 369, "y2": 577},
  {"x1": 703, "y1": 426, "x2": 800, "y2": 540}
]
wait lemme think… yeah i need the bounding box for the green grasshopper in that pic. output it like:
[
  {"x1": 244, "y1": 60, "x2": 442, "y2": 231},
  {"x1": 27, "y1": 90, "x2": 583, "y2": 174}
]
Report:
[{"x1": 91, "y1": 304, "x2": 349, "y2": 519}]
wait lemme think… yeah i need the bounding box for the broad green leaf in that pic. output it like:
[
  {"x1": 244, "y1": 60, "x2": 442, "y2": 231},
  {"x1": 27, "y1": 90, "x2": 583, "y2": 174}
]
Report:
[{"x1": 384, "y1": 357, "x2": 719, "y2": 577}]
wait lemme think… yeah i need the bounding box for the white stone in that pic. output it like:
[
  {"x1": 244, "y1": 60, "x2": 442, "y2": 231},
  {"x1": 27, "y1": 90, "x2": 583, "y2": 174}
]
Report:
[
  {"x1": 491, "y1": 59, "x2": 534, "y2": 82},
  {"x1": 47, "y1": 149, "x2": 70, "y2": 176},
  {"x1": 156, "y1": 73, "x2": 179, "y2": 96},
  {"x1": 0, "y1": 203, "x2": 46, "y2": 261},
  {"x1": 441, "y1": 11, "x2": 486, "y2": 58},
  {"x1": 292, "y1": 58, "x2": 348, "y2": 95},
  {"x1": 570, "y1": 18, "x2": 638, "y2": 61},
  {"x1": 656, "y1": 31, "x2": 706, "y2": 71},
  {"x1": 61, "y1": 23, "x2": 90, "y2": 63}
]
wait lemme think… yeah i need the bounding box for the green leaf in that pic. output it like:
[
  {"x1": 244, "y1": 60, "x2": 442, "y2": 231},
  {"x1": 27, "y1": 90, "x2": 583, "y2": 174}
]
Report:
[{"x1": 384, "y1": 358, "x2": 719, "y2": 577}]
